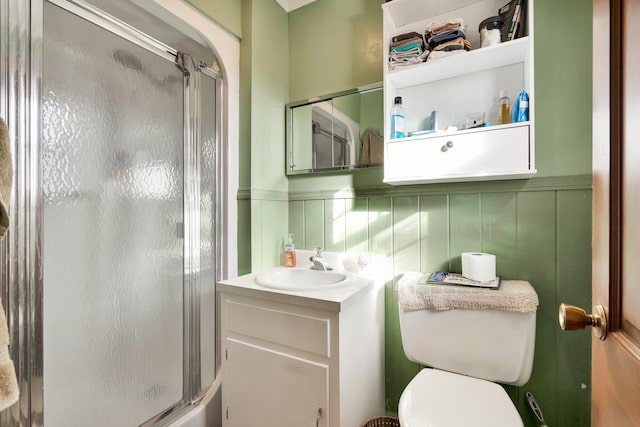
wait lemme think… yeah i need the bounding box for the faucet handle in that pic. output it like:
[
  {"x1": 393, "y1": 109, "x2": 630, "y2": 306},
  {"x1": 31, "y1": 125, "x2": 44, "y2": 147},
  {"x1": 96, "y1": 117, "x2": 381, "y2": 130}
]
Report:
[{"x1": 313, "y1": 247, "x2": 323, "y2": 257}]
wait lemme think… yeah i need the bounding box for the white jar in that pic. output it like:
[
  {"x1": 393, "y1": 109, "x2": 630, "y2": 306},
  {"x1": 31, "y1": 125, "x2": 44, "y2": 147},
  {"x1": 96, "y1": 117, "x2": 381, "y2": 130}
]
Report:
[{"x1": 479, "y1": 16, "x2": 503, "y2": 48}]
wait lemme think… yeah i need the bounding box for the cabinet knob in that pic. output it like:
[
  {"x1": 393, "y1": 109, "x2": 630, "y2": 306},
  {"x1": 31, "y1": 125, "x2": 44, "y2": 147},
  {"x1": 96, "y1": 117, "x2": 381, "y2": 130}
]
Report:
[
  {"x1": 316, "y1": 407, "x2": 322, "y2": 427},
  {"x1": 441, "y1": 140, "x2": 454, "y2": 152}
]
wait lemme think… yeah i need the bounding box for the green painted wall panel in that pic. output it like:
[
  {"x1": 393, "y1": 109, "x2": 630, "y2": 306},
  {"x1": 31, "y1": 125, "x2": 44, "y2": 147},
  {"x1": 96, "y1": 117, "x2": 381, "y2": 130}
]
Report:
[
  {"x1": 388, "y1": 196, "x2": 422, "y2": 411},
  {"x1": 481, "y1": 193, "x2": 518, "y2": 279},
  {"x1": 366, "y1": 197, "x2": 399, "y2": 411},
  {"x1": 516, "y1": 191, "x2": 558, "y2": 426},
  {"x1": 289, "y1": 200, "x2": 305, "y2": 249},
  {"x1": 368, "y1": 197, "x2": 392, "y2": 259},
  {"x1": 449, "y1": 194, "x2": 481, "y2": 273},
  {"x1": 556, "y1": 190, "x2": 592, "y2": 427},
  {"x1": 304, "y1": 199, "x2": 325, "y2": 249},
  {"x1": 324, "y1": 199, "x2": 346, "y2": 252},
  {"x1": 345, "y1": 198, "x2": 369, "y2": 253},
  {"x1": 261, "y1": 200, "x2": 289, "y2": 269},
  {"x1": 392, "y1": 197, "x2": 421, "y2": 275},
  {"x1": 250, "y1": 198, "x2": 263, "y2": 272},
  {"x1": 289, "y1": 187, "x2": 592, "y2": 424},
  {"x1": 237, "y1": 199, "x2": 252, "y2": 276},
  {"x1": 419, "y1": 195, "x2": 449, "y2": 274}
]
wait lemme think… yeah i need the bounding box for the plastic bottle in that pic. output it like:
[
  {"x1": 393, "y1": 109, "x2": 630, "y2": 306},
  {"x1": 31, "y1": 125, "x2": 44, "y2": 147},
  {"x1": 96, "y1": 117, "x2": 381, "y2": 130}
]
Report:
[
  {"x1": 284, "y1": 234, "x2": 296, "y2": 267},
  {"x1": 516, "y1": 90, "x2": 529, "y2": 122},
  {"x1": 390, "y1": 96, "x2": 406, "y2": 139},
  {"x1": 498, "y1": 90, "x2": 511, "y2": 125},
  {"x1": 511, "y1": 90, "x2": 530, "y2": 123}
]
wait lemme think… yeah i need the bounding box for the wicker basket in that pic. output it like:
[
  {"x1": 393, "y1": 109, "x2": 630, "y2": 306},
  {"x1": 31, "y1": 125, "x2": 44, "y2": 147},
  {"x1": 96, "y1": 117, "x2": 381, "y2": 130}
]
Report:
[{"x1": 361, "y1": 416, "x2": 401, "y2": 427}]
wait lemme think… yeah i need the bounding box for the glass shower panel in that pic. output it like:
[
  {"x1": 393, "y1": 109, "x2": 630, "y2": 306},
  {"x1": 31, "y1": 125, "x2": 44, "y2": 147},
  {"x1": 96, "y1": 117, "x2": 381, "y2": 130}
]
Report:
[
  {"x1": 42, "y1": 3, "x2": 185, "y2": 426},
  {"x1": 199, "y1": 74, "x2": 217, "y2": 391}
]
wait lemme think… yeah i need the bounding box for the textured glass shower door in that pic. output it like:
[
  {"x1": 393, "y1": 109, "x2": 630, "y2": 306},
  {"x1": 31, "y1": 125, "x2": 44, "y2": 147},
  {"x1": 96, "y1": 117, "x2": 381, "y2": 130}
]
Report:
[{"x1": 42, "y1": 3, "x2": 187, "y2": 425}]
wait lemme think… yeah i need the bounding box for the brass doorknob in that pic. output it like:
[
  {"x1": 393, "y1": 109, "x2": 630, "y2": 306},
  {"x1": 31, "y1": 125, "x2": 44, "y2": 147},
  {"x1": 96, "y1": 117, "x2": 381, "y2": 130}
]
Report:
[{"x1": 559, "y1": 303, "x2": 607, "y2": 340}]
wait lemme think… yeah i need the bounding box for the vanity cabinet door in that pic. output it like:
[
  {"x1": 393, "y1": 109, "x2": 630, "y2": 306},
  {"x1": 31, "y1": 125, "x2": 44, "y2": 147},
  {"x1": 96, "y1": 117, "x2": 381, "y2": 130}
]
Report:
[{"x1": 224, "y1": 338, "x2": 329, "y2": 427}]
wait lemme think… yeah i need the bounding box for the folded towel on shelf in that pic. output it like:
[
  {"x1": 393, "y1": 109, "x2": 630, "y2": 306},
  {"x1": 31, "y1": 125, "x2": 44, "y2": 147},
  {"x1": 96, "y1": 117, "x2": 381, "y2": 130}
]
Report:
[
  {"x1": 427, "y1": 50, "x2": 467, "y2": 61},
  {"x1": 397, "y1": 272, "x2": 539, "y2": 313},
  {"x1": 427, "y1": 29, "x2": 467, "y2": 49},
  {"x1": 432, "y1": 37, "x2": 471, "y2": 52},
  {"x1": 388, "y1": 31, "x2": 427, "y2": 70},
  {"x1": 425, "y1": 18, "x2": 465, "y2": 36},
  {"x1": 391, "y1": 37, "x2": 424, "y2": 50},
  {"x1": 0, "y1": 118, "x2": 12, "y2": 239},
  {"x1": 389, "y1": 49, "x2": 428, "y2": 63}
]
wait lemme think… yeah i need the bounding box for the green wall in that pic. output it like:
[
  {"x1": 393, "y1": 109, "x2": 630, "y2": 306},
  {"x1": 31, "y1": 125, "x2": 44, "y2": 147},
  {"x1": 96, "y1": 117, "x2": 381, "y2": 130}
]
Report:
[
  {"x1": 288, "y1": 0, "x2": 383, "y2": 101},
  {"x1": 195, "y1": 0, "x2": 593, "y2": 424},
  {"x1": 288, "y1": 180, "x2": 592, "y2": 425},
  {"x1": 185, "y1": 0, "x2": 242, "y2": 38},
  {"x1": 286, "y1": 0, "x2": 593, "y2": 425},
  {"x1": 238, "y1": 0, "x2": 290, "y2": 274}
]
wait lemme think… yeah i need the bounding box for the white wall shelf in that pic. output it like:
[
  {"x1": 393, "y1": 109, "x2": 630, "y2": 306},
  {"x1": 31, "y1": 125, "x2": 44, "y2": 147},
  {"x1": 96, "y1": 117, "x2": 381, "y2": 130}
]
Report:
[
  {"x1": 387, "y1": 36, "x2": 529, "y2": 88},
  {"x1": 382, "y1": 0, "x2": 535, "y2": 185}
]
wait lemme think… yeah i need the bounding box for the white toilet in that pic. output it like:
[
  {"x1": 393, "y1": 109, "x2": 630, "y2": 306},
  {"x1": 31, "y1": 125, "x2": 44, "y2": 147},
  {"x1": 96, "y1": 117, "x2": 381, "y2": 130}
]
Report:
[{"x1": 397, "y1": 276, "x2": 538, "y2": 427}]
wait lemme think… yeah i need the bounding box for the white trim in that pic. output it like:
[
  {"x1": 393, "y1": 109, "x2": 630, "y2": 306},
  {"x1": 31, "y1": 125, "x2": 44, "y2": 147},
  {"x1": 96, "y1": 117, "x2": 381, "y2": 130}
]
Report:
[
  {"x1": 275, "y1": 0, "x2": 318, "y2": 12},
  {"x1": 144, "y1": 0, "x2": 240, "y2": 279}
]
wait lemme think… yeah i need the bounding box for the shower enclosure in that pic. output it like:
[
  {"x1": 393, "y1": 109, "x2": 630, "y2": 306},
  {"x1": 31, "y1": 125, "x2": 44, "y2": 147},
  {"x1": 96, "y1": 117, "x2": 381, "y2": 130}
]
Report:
[{"x1": 1, "y1": 0, "x2": 226, "y2": 425}]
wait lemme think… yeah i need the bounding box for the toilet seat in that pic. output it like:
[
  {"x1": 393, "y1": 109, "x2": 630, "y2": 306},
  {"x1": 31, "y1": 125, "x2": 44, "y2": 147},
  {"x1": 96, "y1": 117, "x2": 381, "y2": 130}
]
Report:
[{"x1": 398, "y1": 368, "x2": 523, "y2": 427}]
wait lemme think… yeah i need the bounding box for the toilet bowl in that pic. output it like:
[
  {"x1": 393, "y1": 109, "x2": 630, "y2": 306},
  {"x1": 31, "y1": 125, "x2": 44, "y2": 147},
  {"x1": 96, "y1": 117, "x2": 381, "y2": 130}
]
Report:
[
  {"x1": 396, "y1": 274, "x2": 539, "y2": 426},
  {"x1": 399, "y1": 369, "x2": 523, "y2": 427}
]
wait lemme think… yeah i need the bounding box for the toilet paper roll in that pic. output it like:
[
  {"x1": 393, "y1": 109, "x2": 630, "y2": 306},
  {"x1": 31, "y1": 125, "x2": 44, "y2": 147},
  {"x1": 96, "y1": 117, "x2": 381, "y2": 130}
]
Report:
[{"x1": 461, "y1": 252, "x2": 496, "y2": 282}]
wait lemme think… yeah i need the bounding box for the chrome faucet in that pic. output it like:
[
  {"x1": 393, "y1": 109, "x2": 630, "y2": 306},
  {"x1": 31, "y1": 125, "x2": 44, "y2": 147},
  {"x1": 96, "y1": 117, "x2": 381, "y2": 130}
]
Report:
[{"x1": 309, "y1": 247, "x2": 331, "y2": 271}]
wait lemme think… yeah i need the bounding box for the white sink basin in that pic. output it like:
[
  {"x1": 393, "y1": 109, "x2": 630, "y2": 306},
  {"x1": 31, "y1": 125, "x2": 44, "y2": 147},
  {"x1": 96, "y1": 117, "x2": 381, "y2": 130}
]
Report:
[{"x1": 255, "y1": 267, "x2": 353, "y2": 291}]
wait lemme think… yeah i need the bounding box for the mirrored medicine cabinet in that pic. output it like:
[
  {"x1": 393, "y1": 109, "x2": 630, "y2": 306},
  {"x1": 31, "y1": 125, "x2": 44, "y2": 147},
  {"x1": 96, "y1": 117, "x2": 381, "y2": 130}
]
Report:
[{"x1": 286, "y1": 83, "x2": 383, "y2": 175}]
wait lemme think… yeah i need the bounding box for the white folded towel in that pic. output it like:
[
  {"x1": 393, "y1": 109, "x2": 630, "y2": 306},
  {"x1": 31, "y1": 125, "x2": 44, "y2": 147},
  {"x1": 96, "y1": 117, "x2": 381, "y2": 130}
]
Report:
[
  {"x1": 0, "y1": 298, "x2": 18, "y2": 412},
  {"x1": 0, "y1": 117, "x2": 18, "y2": 412},
  {"x1": 0, "y1": 117, "x2": 13, "y2": 239},
  {"x1": 397, "y1": 272, "x2": 538, "y2": 313}
]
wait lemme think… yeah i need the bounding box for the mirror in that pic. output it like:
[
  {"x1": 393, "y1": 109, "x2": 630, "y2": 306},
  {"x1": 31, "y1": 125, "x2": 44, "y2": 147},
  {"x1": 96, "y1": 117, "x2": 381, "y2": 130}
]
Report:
[{"x1": 286, "y1": 83, "x2": 383, "y2": 175}]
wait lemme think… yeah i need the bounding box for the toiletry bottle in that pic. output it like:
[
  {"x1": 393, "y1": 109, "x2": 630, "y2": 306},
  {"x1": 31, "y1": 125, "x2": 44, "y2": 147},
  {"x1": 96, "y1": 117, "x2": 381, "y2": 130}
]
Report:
[
  {"x1": 390, "y1": 96, "x2": 406, "y2": 139},
  {"x1": 516, "y1": 90, "x2": 529, "y2": 122},
  {"x1": 498, "y1": 90, "x2": 511, "y2": 124},
  {"x1": 284, "y1": 234, "x2": 296, "y2": 267}
]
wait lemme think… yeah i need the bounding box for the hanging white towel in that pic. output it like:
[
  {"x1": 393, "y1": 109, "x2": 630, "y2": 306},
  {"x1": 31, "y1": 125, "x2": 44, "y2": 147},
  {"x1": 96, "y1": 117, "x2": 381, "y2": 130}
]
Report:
[
  {"x1": 0, "y1": 298, "x2": 18, "y2": 412},
  {"x1": 0, "y1": 117, "x2": 19, "y2": 412},
  {"x1": 0, "y1": 118, "x2": 12, "y2": 239}
]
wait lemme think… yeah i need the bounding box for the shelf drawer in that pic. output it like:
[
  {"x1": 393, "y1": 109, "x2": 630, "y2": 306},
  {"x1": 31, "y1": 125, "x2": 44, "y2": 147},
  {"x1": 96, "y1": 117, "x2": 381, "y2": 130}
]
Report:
[
  {"x1": 225, "y1": 299, "x2": 331, "y2": 357},
  {"x1": 384, "y1": 125, "x2": 531, "y2": 184}
]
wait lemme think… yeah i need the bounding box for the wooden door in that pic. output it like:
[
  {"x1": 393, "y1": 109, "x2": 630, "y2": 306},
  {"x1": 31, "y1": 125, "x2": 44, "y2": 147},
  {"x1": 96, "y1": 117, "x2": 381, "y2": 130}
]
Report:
[{"x1": 591, "y1": 0, "x2": 640, "y2": 424}]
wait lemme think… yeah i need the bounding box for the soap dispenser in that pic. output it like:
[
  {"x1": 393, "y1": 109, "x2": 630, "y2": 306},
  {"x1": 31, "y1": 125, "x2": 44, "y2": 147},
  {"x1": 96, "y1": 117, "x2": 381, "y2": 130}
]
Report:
[{"x1": 284, "y1": 234, "x2": 296, "y2": 267}]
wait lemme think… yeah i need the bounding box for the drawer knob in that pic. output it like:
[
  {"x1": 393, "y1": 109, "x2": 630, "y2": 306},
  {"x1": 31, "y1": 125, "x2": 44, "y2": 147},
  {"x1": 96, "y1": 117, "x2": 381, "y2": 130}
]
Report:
[{"x1": 440, "y1": 140, "x2": 454, "y2": 152}]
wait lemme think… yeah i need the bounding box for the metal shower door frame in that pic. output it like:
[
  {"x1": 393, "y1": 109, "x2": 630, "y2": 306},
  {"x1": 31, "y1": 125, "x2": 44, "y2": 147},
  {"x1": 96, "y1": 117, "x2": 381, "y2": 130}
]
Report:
[{"x1": 0, "y1": 0, "x2": 224, "y2": 425}]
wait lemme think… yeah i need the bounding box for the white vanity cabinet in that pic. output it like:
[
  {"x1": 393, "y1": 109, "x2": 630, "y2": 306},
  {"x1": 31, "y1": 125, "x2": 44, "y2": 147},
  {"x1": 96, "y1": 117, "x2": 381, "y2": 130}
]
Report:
[
  {"x1": 382, "y1": 0, "x2": 535, "y2": 184},
  {"x1": 218, "y1": 271, "x2": 384, "y2": 427}
]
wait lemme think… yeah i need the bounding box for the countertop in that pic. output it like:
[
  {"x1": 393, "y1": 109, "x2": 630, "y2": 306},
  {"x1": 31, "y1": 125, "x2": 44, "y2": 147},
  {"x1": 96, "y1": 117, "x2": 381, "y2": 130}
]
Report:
[{"x1": 217, "y1": 266, "x2": 378, "y2": 312}]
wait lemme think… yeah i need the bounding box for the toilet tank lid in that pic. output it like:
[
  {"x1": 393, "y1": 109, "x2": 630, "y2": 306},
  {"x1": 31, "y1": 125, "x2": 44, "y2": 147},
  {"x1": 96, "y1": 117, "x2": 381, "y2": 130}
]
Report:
[{"x1": 397, "y1": 272, "x2": 538, "y2": 313}]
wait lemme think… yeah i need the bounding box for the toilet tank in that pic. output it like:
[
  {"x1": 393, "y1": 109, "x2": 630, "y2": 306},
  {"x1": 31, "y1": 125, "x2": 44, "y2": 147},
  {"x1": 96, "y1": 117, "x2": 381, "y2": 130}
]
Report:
[{"x1": 399, "y1": 303, "x2": 536, "y2": 386}]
